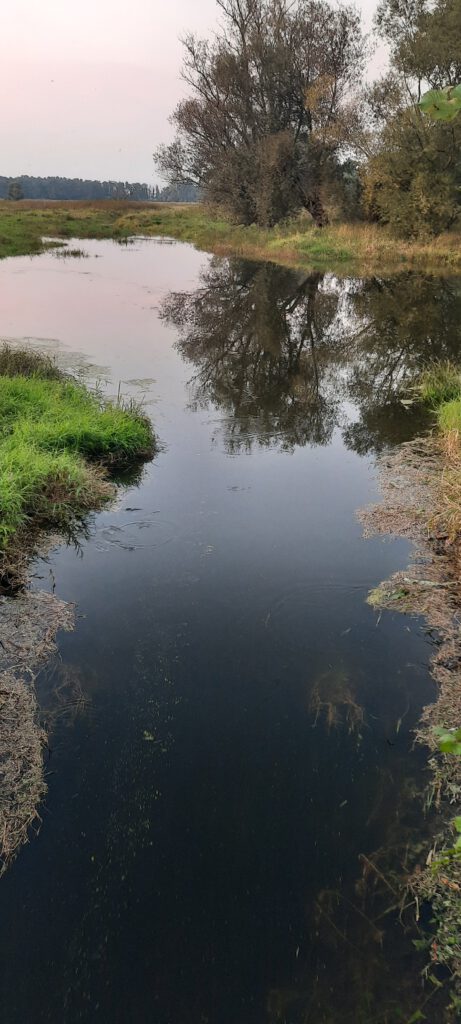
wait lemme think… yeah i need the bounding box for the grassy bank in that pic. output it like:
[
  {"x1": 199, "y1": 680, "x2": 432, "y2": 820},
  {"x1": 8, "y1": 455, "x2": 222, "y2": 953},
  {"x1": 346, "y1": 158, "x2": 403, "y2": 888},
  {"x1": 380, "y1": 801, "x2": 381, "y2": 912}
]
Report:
[
  {"x1": 419, "y1": 363, "x2": 461, "y2": 542},
  {"x1": 0, "y1": 346, "x2": 154, "y2": 583},
  {"x1": 1, "y1": 200, "x2": 461, "y2": 271},
  {"x1": 360, "y1": 363, "x2": 461, "y2": 1016}
]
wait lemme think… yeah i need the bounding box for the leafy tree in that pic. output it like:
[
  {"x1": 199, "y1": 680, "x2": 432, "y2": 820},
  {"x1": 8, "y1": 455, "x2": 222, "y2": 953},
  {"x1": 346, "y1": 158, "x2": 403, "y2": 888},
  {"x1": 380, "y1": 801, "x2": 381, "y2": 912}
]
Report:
[
  {"x1": 377, "y1": 0, "x2": 461, "y2": 90},
  {"x1": 0, "y1": 177, "x2": 153, "y2": 201},
  {"x1": 7, "y1": 181, "x2": 23, "y2": 201},
  {"x1": 360, "y1": 0, "x2": 461, "y2": 236},
  {"x1": 155, "y1": 0, "x2": 364, "y2": 227},
  {"x1": 154, "y1": 181, "x2": 199, "y2": 202}
]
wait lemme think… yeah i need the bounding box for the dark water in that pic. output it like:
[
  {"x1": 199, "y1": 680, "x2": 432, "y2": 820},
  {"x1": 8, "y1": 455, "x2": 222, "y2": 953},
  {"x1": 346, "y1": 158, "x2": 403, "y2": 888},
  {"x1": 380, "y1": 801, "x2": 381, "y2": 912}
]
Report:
[{"x1": 1, "y1": 241, "x2": 461, "y2": 1023}]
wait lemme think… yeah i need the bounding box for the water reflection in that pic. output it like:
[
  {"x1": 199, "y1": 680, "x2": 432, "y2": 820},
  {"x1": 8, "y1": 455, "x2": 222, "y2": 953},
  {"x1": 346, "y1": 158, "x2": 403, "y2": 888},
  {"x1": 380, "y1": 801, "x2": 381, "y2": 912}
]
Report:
[
  {"x1": 162, "y1": 260, "x2": 461, "y2": 454},
  {"x1": 0, "y1": 242, "x2": 456, "y2": 1023},
  {"x1": 162, "y1": 262, "x2": 342, "y2": 450}
]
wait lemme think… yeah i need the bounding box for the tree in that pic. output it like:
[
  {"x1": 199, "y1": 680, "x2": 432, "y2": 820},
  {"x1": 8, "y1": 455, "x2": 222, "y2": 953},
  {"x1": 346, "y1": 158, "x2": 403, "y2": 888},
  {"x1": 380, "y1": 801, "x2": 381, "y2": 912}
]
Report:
[
  {"x1": 377, "y1": 0, "x2": 461, "y2": 90},
  {"x1": 7, "y1": 181, "x2": 23, "y2": 201},
  {"x1": 155, "y1": 0, "x2": 364, "y2": 227},
  {"x1": 360, "y1": 0, "x2": 461, "y2": 236}
]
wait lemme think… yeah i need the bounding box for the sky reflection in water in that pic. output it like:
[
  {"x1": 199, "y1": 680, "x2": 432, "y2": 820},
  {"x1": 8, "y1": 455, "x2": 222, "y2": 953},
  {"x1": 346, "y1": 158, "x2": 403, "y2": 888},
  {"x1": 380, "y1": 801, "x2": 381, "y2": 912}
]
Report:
[{"x1": 0, "y1": 240, "x2": 460, "y2": 1022}]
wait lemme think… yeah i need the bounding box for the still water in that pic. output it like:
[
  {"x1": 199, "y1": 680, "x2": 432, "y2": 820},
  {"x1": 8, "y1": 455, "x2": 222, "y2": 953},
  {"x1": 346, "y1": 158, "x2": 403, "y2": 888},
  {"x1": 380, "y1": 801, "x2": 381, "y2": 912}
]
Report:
[{"x1": 1, "y1": 240, "x2": 460, "y2": 1022}]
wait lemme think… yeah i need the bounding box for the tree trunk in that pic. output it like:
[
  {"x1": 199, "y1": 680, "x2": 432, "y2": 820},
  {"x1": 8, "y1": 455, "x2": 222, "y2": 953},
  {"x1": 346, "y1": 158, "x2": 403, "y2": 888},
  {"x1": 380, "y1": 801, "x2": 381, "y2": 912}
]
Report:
[{"x1": 305, "y1": 193, "x2": 329, "y2": 228}]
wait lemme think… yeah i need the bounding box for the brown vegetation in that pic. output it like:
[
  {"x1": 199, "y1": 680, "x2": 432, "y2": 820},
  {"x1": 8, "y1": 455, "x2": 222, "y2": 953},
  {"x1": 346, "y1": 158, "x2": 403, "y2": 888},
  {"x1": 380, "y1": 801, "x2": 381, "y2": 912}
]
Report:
[
  {"x1": 0, "y1": 589, "x2": 75, "y2": 873},
  {"x1": 360, "y1": 435, "x2": 461, "y2": 1009}
]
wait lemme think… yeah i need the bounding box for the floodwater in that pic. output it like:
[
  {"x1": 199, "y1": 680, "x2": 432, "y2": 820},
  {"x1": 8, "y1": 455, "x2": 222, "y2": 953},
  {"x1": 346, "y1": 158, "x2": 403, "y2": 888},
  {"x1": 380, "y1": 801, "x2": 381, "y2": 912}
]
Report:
[{"x1": 1, "y1": 240, "x2": 461, "y2": 1023}]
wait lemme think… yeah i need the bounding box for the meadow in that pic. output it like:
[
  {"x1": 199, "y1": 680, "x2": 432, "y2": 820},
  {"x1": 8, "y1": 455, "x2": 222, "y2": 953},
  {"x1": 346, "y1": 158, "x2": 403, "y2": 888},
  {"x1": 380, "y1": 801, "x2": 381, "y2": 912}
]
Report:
[{"x1": 1, "y1": 199, "x2": 461, "y2": 271}]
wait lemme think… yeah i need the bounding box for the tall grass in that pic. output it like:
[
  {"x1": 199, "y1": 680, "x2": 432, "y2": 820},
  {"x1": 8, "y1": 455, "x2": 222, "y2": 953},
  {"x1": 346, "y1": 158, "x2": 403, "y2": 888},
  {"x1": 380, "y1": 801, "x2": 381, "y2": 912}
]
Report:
[
  {"x1": 419, "y1": 363, "x2": 461, "y2": 406},
  {"x1": 416, "y1": 363, "x2": 461, "y2": 541},
  {"x1": 0, "y1": 346, "x2": 154, "y2": 556}
]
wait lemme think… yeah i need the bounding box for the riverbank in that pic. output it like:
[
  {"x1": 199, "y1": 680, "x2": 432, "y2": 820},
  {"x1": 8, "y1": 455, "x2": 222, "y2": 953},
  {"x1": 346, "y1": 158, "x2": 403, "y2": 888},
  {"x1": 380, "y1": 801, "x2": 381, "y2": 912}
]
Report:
[
  {"x1": 0, "y1": 345, "x2": 155, "y2": 586},
  {"x1": 1, "y1": 200, "x2": 461, "y2": 271},
  {"x1": 360, "y1": 365, "x2": 461, "y2": 1015}
]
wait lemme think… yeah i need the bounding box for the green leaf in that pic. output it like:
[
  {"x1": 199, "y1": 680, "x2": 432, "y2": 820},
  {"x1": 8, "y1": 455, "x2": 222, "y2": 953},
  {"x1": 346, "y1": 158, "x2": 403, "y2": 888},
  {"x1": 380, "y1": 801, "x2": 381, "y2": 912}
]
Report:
[
  {"x1": 454, "y1": 817, "x2": 461, "y2": 833},
  {"x1": 434, "y1": 727, "x2": 461, "y2": 755},
  {"x1": 419, "y1": 86, "x2": 461, "y2": 121}
]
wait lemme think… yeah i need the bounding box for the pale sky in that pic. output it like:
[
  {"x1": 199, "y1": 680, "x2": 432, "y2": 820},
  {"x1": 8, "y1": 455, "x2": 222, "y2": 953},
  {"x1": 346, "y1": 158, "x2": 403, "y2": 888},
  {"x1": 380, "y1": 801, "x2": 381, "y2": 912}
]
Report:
[{"x1": 1, "y1": 0, "x2": 387, "y2": 184}]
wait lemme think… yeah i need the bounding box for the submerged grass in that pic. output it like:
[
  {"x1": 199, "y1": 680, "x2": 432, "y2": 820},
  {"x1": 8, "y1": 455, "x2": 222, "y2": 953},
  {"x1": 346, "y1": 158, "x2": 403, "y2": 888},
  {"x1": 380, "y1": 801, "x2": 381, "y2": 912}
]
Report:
[
  {"x1": 1, "y1": 199, "x2": 461, "y2": 271},
  {"x1": 0, "y1": 345, "x2": 154, "y2": 575}
]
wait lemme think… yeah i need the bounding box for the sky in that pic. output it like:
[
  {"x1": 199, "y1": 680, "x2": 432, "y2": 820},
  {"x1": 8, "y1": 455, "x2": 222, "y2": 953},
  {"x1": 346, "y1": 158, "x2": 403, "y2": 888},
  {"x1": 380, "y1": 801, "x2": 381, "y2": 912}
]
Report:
[{"x1": 1, "y1": 0, "x2": 388, "y2": 184}]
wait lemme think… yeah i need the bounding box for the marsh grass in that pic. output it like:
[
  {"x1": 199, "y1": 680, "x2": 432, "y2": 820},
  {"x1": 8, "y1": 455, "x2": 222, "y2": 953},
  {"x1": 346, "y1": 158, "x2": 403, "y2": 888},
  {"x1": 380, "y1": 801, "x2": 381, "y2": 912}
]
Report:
[
  {"x1": 419, "y1": 363, "x2": 461, "y2": 407},
  {"x1": 53, "y1": 247, "x2": 88, "y2": 259},
  {"x1": 1, "y1": 200, "x2": 461, "y2": 270},
  {"x1": 0, "y1": 345, "x2": 154, "y2": 573}
]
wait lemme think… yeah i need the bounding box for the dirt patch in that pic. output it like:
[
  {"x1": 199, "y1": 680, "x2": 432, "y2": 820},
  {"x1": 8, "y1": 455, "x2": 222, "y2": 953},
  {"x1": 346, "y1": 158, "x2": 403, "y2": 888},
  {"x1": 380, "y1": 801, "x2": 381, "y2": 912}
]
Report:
[{"x1": 0, "y1": 588, "x2": 75, "y2": 873}]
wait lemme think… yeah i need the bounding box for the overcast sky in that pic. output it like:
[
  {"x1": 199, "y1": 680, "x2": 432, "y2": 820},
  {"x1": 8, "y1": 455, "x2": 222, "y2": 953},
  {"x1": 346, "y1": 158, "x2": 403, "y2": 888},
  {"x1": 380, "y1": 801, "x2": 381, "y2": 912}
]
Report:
[{"x1": 1, "y1": 0, "x2": 387, "y2": 184}]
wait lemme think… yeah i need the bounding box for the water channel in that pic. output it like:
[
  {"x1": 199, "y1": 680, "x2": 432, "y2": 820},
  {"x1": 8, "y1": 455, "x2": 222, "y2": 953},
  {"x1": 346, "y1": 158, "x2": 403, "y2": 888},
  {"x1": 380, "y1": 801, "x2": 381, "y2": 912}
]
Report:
[{"x1": 1, "y1": 239, "x2": 460, "y2": 1021}]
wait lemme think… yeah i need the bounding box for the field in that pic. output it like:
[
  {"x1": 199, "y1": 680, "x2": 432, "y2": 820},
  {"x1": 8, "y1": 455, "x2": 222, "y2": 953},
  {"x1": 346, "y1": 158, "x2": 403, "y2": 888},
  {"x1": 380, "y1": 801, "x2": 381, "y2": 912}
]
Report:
[{"x1": 1, "y1": 199, "x2": 461, "y2": 271}]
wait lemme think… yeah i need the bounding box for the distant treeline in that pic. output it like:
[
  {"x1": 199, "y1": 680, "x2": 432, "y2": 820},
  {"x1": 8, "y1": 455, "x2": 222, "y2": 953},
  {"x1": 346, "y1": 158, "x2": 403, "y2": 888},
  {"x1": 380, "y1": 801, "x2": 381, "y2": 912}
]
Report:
[{"x1": 0, "y1": 176, "x2": 199, "y2": 203}]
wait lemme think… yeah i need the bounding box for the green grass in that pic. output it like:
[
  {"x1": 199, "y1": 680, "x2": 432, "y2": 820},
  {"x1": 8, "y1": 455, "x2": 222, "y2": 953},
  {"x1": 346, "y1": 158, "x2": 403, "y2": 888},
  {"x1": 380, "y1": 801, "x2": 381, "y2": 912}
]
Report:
[
  {"x1": 2, "y1": 200, "x2": 461, "y2": 271},
  {"x1": 419, "y1": 362, "x2": 461, "y2": 406},
  {"x1": 438, "y1": 398, "x2": 461, "y2": 434},
  {"x1": 0, "y1": 346, "x2": 154, "y2": 559}
]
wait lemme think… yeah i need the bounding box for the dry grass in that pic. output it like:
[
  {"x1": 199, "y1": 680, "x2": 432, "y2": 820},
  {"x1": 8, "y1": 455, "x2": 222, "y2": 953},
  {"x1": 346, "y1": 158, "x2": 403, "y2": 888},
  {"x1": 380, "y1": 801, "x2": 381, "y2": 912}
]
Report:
[
  {"x1": 359, "y1": 434, "x2": 461, "y2": 1009},
  {"x1": 0, "y1": 590, "x2": 75, "y2": 873}
]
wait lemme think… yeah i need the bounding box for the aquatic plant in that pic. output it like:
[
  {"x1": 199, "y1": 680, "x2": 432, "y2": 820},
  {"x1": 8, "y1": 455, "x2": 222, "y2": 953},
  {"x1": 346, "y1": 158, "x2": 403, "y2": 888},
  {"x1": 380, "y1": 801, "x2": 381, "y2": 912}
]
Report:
[{"x1": 309, "y1": 667, "x2": 364, "y2": 736}]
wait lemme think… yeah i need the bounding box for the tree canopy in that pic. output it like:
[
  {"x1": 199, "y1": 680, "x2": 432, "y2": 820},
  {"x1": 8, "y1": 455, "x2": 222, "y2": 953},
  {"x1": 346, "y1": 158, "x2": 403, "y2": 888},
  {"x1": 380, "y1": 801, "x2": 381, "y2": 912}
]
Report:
[
  {"x1": 156, "y1": 0, "x2": 364, "y2": 227},
  {"x1": 360, "y1": 0, "x2": 461, "y2": 236}
]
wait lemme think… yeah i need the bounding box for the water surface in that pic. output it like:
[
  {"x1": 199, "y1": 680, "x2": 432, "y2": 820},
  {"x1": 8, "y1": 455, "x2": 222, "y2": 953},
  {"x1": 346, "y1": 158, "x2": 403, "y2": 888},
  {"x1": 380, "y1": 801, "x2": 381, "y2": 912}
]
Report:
[{"x1": 1, "y1": 241, "x2": 460, "y2": 1022}]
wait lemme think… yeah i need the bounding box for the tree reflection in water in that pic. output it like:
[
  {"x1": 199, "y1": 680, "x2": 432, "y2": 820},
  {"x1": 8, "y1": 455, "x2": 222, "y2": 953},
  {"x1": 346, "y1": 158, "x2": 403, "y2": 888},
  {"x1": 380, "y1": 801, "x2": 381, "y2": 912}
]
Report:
[
  {"x1": 161, "y1": 258, "x2": 461, "y2": 456},
  {"x1": 160, "y1": 259, "x2": 461, "y2": 1020}
]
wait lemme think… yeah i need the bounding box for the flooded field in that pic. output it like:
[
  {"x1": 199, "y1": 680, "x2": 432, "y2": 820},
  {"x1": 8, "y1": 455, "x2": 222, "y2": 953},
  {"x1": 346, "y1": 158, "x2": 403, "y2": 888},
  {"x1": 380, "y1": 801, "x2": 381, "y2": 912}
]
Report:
[{"x1": 1, "y1": 239, "x2": 460, "y2": 1022}]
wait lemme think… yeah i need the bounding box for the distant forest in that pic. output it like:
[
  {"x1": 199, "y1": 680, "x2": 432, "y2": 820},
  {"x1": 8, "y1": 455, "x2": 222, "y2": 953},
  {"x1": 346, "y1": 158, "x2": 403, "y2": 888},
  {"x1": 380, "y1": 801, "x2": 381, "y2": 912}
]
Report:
[{"x1": 0, "y1": 176, "x2": 199, "y2": 202}]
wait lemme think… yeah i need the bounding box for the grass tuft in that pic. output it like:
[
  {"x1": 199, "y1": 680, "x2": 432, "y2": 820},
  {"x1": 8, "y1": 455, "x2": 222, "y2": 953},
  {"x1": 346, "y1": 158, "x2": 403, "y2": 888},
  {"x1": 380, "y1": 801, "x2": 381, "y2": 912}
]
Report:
[
  {"x1": 0, "y1": 344, "x2": 62, "y2": 380},
  {"x1": 419, "y1": 362, "x2": 461, "y2": 407},
  {"x1": 438, "y1": 400, "x2": 461, "y2": 436},
  {"x1": 0, "y1": 346, "x2": 155, "y2": 570}
]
